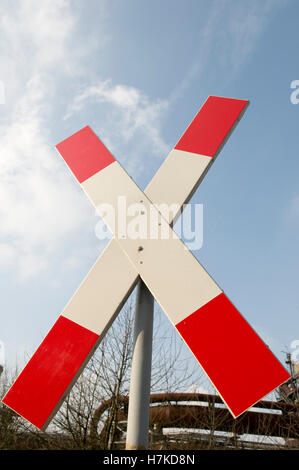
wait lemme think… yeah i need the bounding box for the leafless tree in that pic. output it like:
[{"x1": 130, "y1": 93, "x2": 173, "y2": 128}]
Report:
[{"x1": 52, "y1": 299, "x2": 201, "y2": 449}]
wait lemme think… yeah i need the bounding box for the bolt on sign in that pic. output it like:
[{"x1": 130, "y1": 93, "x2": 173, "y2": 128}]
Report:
[{"x1": 2, "y1": 96, "x2": 290, "y2": 430}]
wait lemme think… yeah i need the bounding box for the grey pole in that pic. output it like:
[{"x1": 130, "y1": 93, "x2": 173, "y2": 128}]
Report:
[
  {"x1": 126, "y1": 279, "x2": 154, "y2": 450},
  {"x1": 0, "y1": 341, "x2": 4, "y2": 377}
]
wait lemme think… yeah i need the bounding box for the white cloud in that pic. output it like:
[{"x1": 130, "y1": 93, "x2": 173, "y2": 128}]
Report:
[
  {"x1": 0, "y1": 0, "x2": 80, "y2": 104},
  {"x1": 0, "y1": 243, "x2": 16, "y2": 265},
  {"x1": 64, "y1": 79, "x2": 170, "y2": 175},
  {"x1": 1, "y1": 0, "x2": 75, "y2": 64},
  {"x1": 0, "y1": 2, "x2": 96, "y2": 279},
  {"x1": 0, "y1": 72, "x2": 93, "y2": 279}
]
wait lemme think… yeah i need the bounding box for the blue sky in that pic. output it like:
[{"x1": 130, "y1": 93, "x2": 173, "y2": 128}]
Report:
[{"x1": 0, "y1": 0, "x2": 298, "y2": 384}]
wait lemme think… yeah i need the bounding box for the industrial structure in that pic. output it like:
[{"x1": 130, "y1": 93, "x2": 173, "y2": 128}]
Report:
[
  {"x1": 90, "y1": 392, "x2": 299, "y2": 450},
  {"x1": 278, "y1": 354, "x2": 299, "y2": 404}
]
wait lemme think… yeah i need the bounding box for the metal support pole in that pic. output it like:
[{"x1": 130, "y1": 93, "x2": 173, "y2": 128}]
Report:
[{"x1": 126, "y1": 279, "x2": 154, "y2": 450}]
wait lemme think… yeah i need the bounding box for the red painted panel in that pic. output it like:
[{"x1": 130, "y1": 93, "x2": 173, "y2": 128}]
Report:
[
  {"x1": 56, "y1": 126, "x2": 115, "y2": 183},
  {"x1": 2, "y1": 316, "x2": 99, "y2": 430},
  {"x1": 175, "y1": 96, "x2": 248, "y2": 157},
  {"x1": 176, "y1": 293, "x2": 290, "y2": 417}
]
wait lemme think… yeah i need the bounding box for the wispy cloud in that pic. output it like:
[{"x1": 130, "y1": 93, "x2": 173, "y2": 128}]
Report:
[
  {"x1": 170, "y1": 0, "x2": 282, "y2": 103},
  {"x1": 218, "y1": 0, "x2": 280, "y2": 71},
  {"x1": 285, "y1": 195, "x2": 299, "y2": 232},
  {"x1": 64, "y1": 79, "x2": 170, "y2": 175},
  {"x1": 288, "y1": 195, "x2": 299, "y2": 219}
]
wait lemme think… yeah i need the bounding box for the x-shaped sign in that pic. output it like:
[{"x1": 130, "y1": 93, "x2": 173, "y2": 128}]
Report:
[{"x1": 2, "y1": 96, "x2": 290, "y2": 430}]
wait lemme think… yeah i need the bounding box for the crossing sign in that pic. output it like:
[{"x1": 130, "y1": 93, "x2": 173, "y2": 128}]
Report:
[{"x1": 2, "y1": 96, "x2": 290, "y2": 431}]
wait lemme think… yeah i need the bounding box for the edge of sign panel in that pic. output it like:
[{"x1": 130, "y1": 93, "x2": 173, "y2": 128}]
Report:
[{"x1": 175, "y1": 293, "x2": 290, "y2": 418}]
